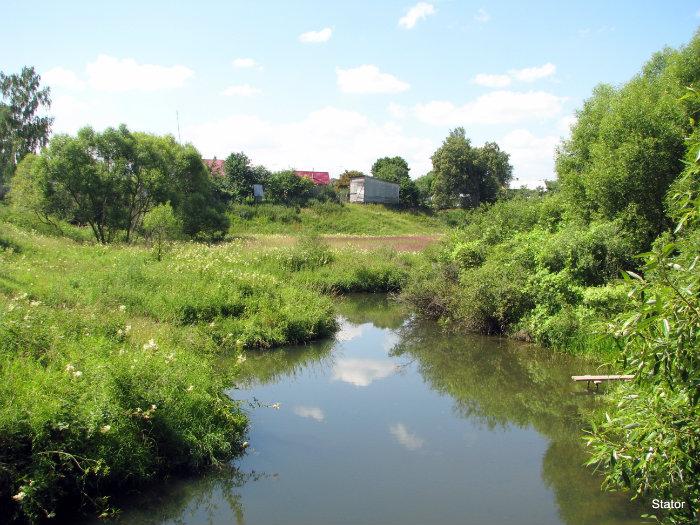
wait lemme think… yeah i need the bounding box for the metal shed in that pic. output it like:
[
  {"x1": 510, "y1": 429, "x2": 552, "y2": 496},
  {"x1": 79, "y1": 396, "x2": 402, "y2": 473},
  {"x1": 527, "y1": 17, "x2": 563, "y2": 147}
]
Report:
[{"x1": 349, "y1": 176, "x2": 400, "y2": 204}]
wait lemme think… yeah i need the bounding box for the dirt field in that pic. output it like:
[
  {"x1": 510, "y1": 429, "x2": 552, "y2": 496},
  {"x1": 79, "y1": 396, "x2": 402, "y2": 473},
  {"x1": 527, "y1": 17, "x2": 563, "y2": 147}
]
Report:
[{"x1": 247, "y1": 235, "x2": 442, "y2": 252}]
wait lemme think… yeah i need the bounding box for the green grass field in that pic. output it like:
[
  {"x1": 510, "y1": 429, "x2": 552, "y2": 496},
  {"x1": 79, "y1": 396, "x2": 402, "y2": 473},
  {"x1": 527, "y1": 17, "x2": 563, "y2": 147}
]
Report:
[{"x1": 227, "y1": 202, "x2": 460, "y2": 235}]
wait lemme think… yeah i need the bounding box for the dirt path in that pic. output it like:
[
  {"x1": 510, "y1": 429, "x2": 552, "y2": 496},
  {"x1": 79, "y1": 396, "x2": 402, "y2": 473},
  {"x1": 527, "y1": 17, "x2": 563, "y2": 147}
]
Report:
[{"x1": 248, "y1": 235, "x2": 442, "y2": 252}]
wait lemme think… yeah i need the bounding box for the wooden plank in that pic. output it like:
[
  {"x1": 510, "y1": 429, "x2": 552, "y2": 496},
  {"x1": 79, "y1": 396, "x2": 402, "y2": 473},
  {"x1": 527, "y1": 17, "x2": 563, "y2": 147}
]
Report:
[{"x1": 571, "y1": 375, "x2": 634, "y2": 381}]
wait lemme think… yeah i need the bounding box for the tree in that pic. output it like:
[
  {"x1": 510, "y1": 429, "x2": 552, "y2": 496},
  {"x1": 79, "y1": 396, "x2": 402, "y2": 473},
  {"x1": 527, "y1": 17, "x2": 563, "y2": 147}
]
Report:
[
  {"x1": 587, "y1": 109, "x2": 700, "y2": 523},
  {"x1": 13, "y1": 125, "x2": 227, "y2": 243},
  {"x1": 143, "y1": 202, "x2": 180, "y2": 261},
  {"x1": 556, "y1": 30, "x2": 700, "y2": 242},
  {"x1": 414, "y1": 172, "x2": 435, "y2": 206},
  {"x1": 336, "y1": 169, "x2": 365, "y2": 189},
  {"x1": 431, "y1": 128, "x2": 512, "y2": 209},
  {"x1": 213, "y1": 152, "x2": 261, "y2": 203},
  {"x1": 371, "y1": 156, "x2": 420, "y2": 207},
  {"x1": 265, "y1": 170, "x2": 315, "y2": 206},
  {"x1": 0, "y1": 67, "x2": 53, "y2": 188}
]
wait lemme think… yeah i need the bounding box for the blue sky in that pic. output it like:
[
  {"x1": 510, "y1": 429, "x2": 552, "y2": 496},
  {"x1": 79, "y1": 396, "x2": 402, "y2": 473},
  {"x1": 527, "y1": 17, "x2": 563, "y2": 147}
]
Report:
[{"x1": 3, "y1": 1, "x2": 699, "y2": 186}]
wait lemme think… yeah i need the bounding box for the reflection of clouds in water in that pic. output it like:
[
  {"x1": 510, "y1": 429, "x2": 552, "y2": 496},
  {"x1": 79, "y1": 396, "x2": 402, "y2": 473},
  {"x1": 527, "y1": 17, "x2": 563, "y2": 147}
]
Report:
[
  {"x1": 389, "y1": 423, "x2": 425, "y2": 450},
  {"x1": 382, "y1": 332, "x2": 400, "y2": 352},
  {"x1": 332, "y1": 358, "x2": 396, "y2": 387},
  {"x1": 335, "y1": 321, "x2": 365, "y2": 342},
  {"x1": 292, "y1": 405, "x2": 325, "y2": 422}
]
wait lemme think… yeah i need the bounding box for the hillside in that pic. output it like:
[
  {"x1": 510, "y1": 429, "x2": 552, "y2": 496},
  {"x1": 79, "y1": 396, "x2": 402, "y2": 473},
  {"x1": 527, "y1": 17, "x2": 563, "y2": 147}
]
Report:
[{"x1": 227, "y1": 202, "x2": 457, "y2": 235}]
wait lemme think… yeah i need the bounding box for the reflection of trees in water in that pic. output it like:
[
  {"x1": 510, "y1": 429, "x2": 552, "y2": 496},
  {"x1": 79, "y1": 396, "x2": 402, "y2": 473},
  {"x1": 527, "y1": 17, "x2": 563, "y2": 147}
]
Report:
[
  {"x1": 392, "y1": 320, "x2": 644, "y2": 525},
  {"x1": 231, "y1": 338, "x2": 336, "y2": 387},
  {"x1": 83, "y1": 467, "x2": 269, "y2": 525},
  {"x1": 334, "y1": 293, "x2": 409, "y2": 330}
]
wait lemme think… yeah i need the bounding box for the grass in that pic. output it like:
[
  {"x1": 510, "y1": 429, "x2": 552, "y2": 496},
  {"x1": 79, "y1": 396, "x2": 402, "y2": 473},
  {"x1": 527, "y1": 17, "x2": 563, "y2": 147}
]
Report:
[
  {"x1": 0, "y1": 218, "x2": 418, "y2": 522},
  {"x1": 227, "y1": 202, "x2": 456, "y2": 235}
]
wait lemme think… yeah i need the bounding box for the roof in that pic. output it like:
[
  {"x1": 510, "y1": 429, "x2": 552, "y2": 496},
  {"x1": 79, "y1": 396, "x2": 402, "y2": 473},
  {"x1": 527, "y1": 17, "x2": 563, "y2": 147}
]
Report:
[
  {"x1": 203, "y1": 158, "x2": 225, "y2": 176},
  {"x1": 349, "y1": 175, "x2": 400, "y2": 187},
  {"x1": 295, "y1": 171, "x2": 330, "y2": 185}
]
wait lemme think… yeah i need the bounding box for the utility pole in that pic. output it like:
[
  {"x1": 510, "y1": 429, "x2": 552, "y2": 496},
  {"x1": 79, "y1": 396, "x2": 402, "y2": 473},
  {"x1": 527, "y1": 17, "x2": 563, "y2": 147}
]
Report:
[{"x1": 176, "y1": 111, "x2": 181, "y2": 143}]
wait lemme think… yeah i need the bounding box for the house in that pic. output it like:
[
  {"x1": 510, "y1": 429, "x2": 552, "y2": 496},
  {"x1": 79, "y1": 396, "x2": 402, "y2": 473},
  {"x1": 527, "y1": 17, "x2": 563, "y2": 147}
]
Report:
[
  {"x1": 203, "y1": 158, "x2": 225, "y2": 177},
  {"x1": 295, "y1": 171, "x2": 330, "y2": 185},
  {"x1": 349, "y1": 175, "x2": 400, "y2": 204}
]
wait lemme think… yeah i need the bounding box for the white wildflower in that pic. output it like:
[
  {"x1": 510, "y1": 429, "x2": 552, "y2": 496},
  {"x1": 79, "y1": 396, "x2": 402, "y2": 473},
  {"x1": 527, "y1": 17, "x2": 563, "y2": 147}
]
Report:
[
  {"x1": 73, "y1": 370, "x2": 83, "y2": 378},
  {"x1": 143, "y1": 339, "x2": 158, "y2": 351},
  {"x1": 65, "y1": 364, "x2": 75, "y2": 373},
  {"x1": 118, "y1": 305, "x2": 126, "y2": 311},
  {"x1": 29, "y1": 300, "x2": 41, "y2": 307},
  {"x1": 100, "y1": 425, "x2": 111, "y2": 433},
  {"x1": 12, "y1": 491, "x2": 25, "y2": 502}
]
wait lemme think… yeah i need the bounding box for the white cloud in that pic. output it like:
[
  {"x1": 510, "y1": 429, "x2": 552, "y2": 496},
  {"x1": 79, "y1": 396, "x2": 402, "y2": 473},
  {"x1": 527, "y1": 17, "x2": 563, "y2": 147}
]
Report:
[
  {"x1": 50, "y1": 95, "x2": 92, "y2": 133},
  {"x1": 335, "y1": 321, "x2": 365, "y2": 341},
  {"x1": 86, "y1": 54, "x2": 193, "y2": 92},
  {"x1": 390, "y1": 423, "x2": 425, "y2": 450},
  {"x1": 185, "y1": 106, "x2": 435, "y2": 177},
  {"x1": 293, "y1": 405, "x2": 325, "y2": 422},
  {"x1": 42, "y1": 67, "x2": 85, "y2": 90},
  {"x1": 336, "y1": 65, "x2": 410, "y2": 94},
  {"x1": 510, "y1": 63, "x2": 556, "y2": 82},
  {"x1": 387, "y1": 102, "x2": 408, "y2": 119},
  {"x1": 557, "y1": 114, "x2": 577, "y2": 134},
  {"x1": 398, "y1": 2, "x2": 435, "y2": 29},
  {"x1": 232, "y1": 58, "x2": 258, "y2": 69},
  {"x1": 472, "y1": 73, "x2": 511, "y2": 88},
  {"x1": 500, "y1": 128, "x2": 560, "y2": 187},
  {"x1": 474, "y1": 8, "x2": 491, "y2": 23},
  {"x1": 299, "y1": 27, "x2": 332, "y2": 43},
  {"x1": 413, "y1": 90, "x2": 566, "y2": 126},
  {"x1": 221, "y1": 84, "x2": 261, "y2": 97},
  {"x1": 696, "y1": 8, "x2": 700, "y2": 17},
  {"x1": 332, "y1": 358, "x2": 397, "y2": 387}
]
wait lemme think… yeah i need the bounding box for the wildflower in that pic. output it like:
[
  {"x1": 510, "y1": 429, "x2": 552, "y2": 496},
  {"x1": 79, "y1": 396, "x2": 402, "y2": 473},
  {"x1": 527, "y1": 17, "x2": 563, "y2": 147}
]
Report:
[
  {"x1": 8, "y1": 303, "x2": 15, "y2": 311},
  {"x1": 143, "y1": 339, "x2": 158, "y2": 351},
  {"x1": 73, "y1": 370, "x2": 83, "y2": 378},
  {"x1": 65, "y1": 363, "x2": 75, "y2": 373},
  {"x1": 186, "y1": 385, "x2": 194, "y2": 392},
  {"x1": 12, "y1": 491, "x2": 25, "y2": 502},
  {"x1": 118, "y1": 304, "x2": 126, "y2": 311},
  {"x1": 117, "y1": 329, "x2": 124, "y2": 337},
  {"x1": 125, "y1": 325, "x2": 132, "y2": 334},
  {"x1": 236, "y1": 354, "x2": 247, "y2": 365},
  {"x1": 100, "y1": 425, "x2": 111, "y2": 433},
  {"x1": 165, "y1": 352, "x2": 175, "y2": 363},
  {"x1": 29, "y1": 300, "x2": 41, "y2": 307}
]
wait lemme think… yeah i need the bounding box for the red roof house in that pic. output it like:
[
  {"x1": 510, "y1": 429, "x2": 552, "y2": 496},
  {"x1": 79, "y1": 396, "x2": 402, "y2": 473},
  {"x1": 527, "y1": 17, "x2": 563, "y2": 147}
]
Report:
[
  {"x1": 295, "y1": 171, "x2": 330, "y2": 185},
  {"x1": 203, "y1": 158, "x2": 225, "y2": 177}
]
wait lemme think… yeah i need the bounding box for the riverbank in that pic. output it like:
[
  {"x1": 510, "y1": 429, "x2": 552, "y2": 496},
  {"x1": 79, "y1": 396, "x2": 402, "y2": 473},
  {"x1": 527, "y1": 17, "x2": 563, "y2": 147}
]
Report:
[{"x1": 0, "y1": 225, "x2": 419, "y2": 522}]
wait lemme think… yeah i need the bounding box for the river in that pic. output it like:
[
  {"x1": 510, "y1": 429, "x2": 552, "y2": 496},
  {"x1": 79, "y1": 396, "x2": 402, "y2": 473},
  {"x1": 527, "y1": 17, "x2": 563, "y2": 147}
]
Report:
[{"x1": 96, "y1": 294, "x2": 643, "y2": 525}]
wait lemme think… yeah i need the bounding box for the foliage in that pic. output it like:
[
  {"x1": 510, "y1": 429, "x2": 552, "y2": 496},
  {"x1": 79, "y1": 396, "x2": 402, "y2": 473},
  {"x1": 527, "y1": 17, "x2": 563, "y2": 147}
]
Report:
[
  {"x1": 0, "y1": 66, "x2": 53, "y2": 188},
  {"x1": 264, "y1": 170, "x2": 316, "y2": 206},
  {"x1": 430, "y1": 128, "x2": 512, "y2": 208},
  {"x1": 142, "y1": 202, "x2": 180, "y2": 261},
  {"x1": 585, "y1": 96, "x2": 700, "y2": 524},
  {"x1": 371, "y1": 156, "x2": 420, "y2": 207},
  {"x1": 556, "y1": 31, "x2": 700, "y2": 240},
  {"x1": 9, "y1": 125, "x2": 228, "y2": 243},
  {"x1": 335, "y1": 169, "x2": 365, "y2": 189},
  {"x1": 213, "y1": 152, "x2": 268, "y2": 203}
]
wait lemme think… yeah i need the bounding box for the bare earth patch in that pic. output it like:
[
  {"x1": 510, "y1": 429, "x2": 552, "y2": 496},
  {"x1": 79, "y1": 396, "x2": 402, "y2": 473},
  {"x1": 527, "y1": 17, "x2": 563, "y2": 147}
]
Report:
[{"x1": 246, "y1": 235, "x2": 442, "y2": 252}]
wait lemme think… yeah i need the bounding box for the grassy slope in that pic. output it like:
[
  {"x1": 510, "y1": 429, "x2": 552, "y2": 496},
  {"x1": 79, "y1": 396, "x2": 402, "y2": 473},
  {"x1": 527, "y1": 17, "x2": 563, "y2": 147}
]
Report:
[
  {"x1": 228, "y1": 202, "x2": 452, "y2": 235},
  {"x1": 0, "y1": 222, "x2": 417, "y2": 522}
]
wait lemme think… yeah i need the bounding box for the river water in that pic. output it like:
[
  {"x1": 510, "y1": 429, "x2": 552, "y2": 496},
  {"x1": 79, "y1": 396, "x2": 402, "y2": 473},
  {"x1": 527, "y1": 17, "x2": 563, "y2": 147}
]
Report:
[{"x1": 102, "y1": 294, "x2": 643, "y2": 525}]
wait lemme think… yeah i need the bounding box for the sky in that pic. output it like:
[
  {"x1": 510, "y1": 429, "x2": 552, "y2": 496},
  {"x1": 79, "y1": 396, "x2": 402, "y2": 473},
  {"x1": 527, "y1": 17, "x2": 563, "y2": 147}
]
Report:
[{"x1": 2, "y1": 1, "x2": 699, "y2": 187}]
